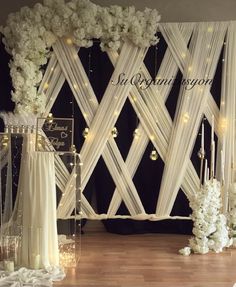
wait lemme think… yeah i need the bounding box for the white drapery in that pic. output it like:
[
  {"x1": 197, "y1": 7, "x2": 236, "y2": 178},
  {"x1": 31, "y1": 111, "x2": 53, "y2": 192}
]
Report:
[
  {"x1": 38, "y1": 23, "x2": 232, "y2": 219},
  {"x1": 156, "y1": 22, "x2": 227, "y2": 216},
  {"x1": 18, "y1": 134, "x2": 59, "y2": 268},
  {"x1": 1, "y1": 22, "x2": 233, "y2": 221},
  {"x1": 216, "y1": 21, "x2": 236, "y2": 212}
]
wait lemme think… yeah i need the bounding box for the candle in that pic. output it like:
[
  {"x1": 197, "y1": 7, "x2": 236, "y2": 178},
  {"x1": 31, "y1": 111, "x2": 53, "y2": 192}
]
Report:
[
  {"x1": 207, "y1": 167, "x2": 209, "y2": 181},
  {"x1": 211, "y1": 115, "x2": 214, "y2": 144},
  {"x1": 211, "y1": 141, "x2": 215, "y2": 178},
  {"x1": 201, "y1": 123, "x2": 204, "y2": 151},
  {"x1": 34, "y1": 254, "x2": 41, "y2": 269},
  {"x1": 221, "y1": 150, "x2": 225, "y2": 182},
  {"x1": 4, "y1": 260, "x2": 14, "y2": 272},
  {"x1": 204, "y1": 159, "x2": 208, "y2": 184}
]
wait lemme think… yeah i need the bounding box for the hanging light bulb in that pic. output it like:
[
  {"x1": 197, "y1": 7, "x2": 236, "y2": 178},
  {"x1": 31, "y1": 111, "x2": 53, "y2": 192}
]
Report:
[
  {"x1": 111, "y1": 127, "x2": 118, "y2": 138},
  {"x1": 133, "y1": 128, "x2": 140, "y2": 139},
  {"x1": 82, "y1": 127, "x2": 89, "y2": 138},
  {"x1": 150, "y1": 149, "x2": 158, "y2": 161},
  {"x1": 70, "y1": 144, "x2": 77, "y2": 153},
  {"x1": 197, "y1": 149, "x2": 205, "y2": 159},
  {"x1": 47, "y1": 113, "x2": 53, "y2": 124}
]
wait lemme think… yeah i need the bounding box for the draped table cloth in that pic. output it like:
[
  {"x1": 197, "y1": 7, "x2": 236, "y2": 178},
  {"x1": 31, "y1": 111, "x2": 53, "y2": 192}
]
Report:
[{"x1": 17, "y1": 134, "x2": 59, "y2": 268}]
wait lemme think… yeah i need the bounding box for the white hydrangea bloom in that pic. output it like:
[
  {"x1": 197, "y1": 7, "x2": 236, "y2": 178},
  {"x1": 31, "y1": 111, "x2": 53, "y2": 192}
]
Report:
[
  {"x1": 1, "y1": 0, "x2": 161, "y2": 114},
  {"x1": 228, "y1": 183, "x2": 236, "y2": 244},
  {"x1": 180, "y1": 179, "x2": 231, "y2": 255}
]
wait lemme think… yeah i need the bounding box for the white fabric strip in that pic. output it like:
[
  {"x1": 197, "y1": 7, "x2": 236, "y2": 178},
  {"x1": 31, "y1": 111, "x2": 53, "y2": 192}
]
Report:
[
  {"x1": 156, "y1": 22, "x2": 227, "y2": 216},
  {"x1": 216, "y1": 22, "x2": 236, "y2": 212},
  {"x1": 53, "y1": 39, "x2": 147, "y2": 218}
]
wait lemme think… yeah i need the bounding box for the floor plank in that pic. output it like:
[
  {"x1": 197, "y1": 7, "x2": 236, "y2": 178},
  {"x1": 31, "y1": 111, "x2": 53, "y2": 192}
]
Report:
[{"x1": 54, "y1": 232, "x2": 236, "y2": 287}]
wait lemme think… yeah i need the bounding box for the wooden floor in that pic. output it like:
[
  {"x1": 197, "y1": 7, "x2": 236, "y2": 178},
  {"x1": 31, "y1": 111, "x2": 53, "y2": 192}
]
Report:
[{"x1": 54, "y1": 232, "x2": 236, "y2": 287}]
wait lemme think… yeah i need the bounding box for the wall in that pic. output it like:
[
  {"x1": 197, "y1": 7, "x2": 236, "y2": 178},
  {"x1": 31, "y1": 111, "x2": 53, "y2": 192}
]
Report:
[{"x1": 0, "y1": 0, "x2": 236, "y2": 25}]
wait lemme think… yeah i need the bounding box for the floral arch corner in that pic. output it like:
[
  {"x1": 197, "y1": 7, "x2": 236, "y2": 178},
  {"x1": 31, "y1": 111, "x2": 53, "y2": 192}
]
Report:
[{"x1": 0, "y1": 0, "x2": 161, "y2": 114}]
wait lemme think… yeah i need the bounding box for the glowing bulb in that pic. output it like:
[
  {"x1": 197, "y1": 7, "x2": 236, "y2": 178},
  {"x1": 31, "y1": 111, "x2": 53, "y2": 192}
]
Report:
[
  {"x1": 82, "y1": 128, "x2": 89, "y2": 138},
  {"x1": 111, "y1": 127, "x2": 118, "y2": 138},
  {"x1": 181, "y1": 53, "x2": 186, "y2": 58},
  {"x1": 133, "y1": 128, "x2": 140, "y2": 139},
  {"x1": 207, "y1": 26, "x2": 213, "y2": 32},
  {"x1": 183, "y1": 112, "x2": 190, "y2": 123},
  {"x1": 188, "y1": 66, "x2": 192, "y2": 72},
  {"x1": 44, "y1": 82, "x2": 49, "y2": 90},
  {"x1": 220, "y1": 117, "x2": 227, "y2": 131},
  {"x1": 70, "y1": 144, "x2": 77, "y2": 153},
  {"x1": 150, "y1": 150, "x2": 158, "y2": 161},
  {"x1": 66, "y1": 38, "x2": 73, "y2": 45}
]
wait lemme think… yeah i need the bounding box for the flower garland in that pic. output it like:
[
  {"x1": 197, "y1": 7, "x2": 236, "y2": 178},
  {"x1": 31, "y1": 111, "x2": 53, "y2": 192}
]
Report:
[
  {"x1": 0, "y1": 0, "x2": 161, "y2": 115},
  {"x1": 179, "y1": 179, "x2": 231, "y2": 256}
]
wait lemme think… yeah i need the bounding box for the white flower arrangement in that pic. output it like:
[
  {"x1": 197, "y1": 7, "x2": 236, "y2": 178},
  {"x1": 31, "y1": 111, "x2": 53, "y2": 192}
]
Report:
[
  {"x1": 0, "y1": 0, "x2": 161, "y2": 115},
  {"x1": 179, "y1": 179, "x2": 231, "y2": 255},
  {"x1": 228, "y1": 183, "x2": 236, "y2": 246}
]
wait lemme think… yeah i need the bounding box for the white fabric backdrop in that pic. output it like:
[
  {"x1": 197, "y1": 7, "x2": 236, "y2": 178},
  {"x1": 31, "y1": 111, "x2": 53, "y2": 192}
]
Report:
[{"x1": 2, "y1": 22, "x2": 233, "y2": 221}]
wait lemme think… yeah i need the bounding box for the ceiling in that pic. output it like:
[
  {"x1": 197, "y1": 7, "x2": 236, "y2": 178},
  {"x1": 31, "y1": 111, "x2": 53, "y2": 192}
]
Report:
[{"x1": 1, "y1": 0, "x2": 236, "y2": 25}]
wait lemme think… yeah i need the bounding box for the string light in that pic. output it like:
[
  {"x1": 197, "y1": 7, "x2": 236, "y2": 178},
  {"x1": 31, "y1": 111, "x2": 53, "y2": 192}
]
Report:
[
  {"x1": 66, "y1": 38, "x2": 73, "y2": 45},
  {"x1": 82, "y1": 127, "x2": 89, "y2": 138},
  {"x1": 219, "y1": 117, "x2": 228, "y2": 131},
  {"x1": 2, "y1": 135, "x2": 9, "y2": 147},
  {"x1": 150, "y1": 149, "x2": 158, "y2": 161},
  {"x1": 133, "y1": 128, "x2": 140, "y2": 139},
  {"x1": 43, "y1": 83, "x2": 49, "y2": 90},
  {"x1": 111, "y1": 127, "x2": 118, "y2": 138},
  {"x1": 47, "y1": 113, "x2": 53, "y2": 123},
  {"x1": 183, "y1": 112, "x2": 190, "y2": 123},
  {"x1": 207, "y1": 26, "x2": 213, "y2": 32},
  {"x1": 70, "y1": 144, "x2": 77, "y2": 153}
]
